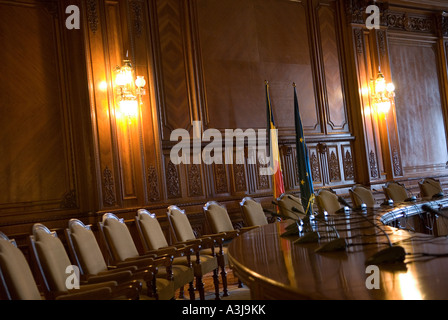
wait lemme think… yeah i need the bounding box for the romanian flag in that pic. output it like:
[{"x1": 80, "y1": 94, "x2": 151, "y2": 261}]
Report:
[
  {"x1": 293, "y1": 83, "x2": 315, "y2": 216},
  {"x1": 265, "y1": 81, "x2": 285, "y2": 200}
]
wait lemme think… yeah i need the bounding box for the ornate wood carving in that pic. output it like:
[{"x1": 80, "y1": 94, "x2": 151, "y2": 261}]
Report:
[
  {"x1": 385, "y1": 12, "x2": 434, "y2": 33},
  {"x1": 343, "y1": 150, "x2": 354, "y2": 181},
  {"x1": 256, "y1": 162, "x2": 270, "y2": 190},
  {"x1": 103, "y1": 166, "x2": 116, "y2": 206},
  {"x1": 328, "y1": 151, "x2": 341, "y2": 182},
  {"x1": 392, "y1": 147, "x2": 403, "y2": 177},
  {"x1": 130, "y1": 0, "x2": 144, "y2": 37},
  {"x1": 233, "y1": 164, "x2": 247, "y2": 192},
  {"x1": 166, "y1": 161, "x2": 181, "y2": 199},
  {"x1": 354, "y1": 28, "x2": 363, "y2": 54},
  {"x1": 188, "y1": 164, "x2": 203, "y2": 197},
  {"x1": 369, "y1": 151, "x2": 378, "y2": 179},
  {"x1": 147, "y1": 165, "x2": 160, "y2": 202},
  {"x1": 377, "y1": 30, "x2": 386, "y2": 57},
  {"x1": 214, "y1": 164, "x2": 228, "y2": 194},
  {"x1": 61, "y1": 190, "x2": 77, "y2": 209},
  {"x1": 310, "y1": 152, "x2": 321, "y2": 182},
  {"x1": 86, "y1": 0, "x2": 99, "y2": 33}
]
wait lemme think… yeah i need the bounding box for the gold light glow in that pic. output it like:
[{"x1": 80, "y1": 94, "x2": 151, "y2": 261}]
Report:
[
  {"x1": 371, "y1": 71, "x2": 395, "y2": 116},
  {"x1": 114, "y1": 57, "x2": 146, "y2": 121}
]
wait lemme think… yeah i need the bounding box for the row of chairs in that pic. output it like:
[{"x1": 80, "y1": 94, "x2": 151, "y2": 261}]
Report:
[
  {"x1": 0, "y1": 198, "x2": 269, "y2": 300},
  {"x1": 314, "y1": 178, "x2": 444, "y2": 215}
]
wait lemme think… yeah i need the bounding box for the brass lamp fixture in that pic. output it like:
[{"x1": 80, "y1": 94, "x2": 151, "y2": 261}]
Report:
[
  {"x1": 371, "y1": 70, "x2": 395, "y2": 115},
  {"x1": 115, "y1": 56, "x2": 146, "y2": 119}
]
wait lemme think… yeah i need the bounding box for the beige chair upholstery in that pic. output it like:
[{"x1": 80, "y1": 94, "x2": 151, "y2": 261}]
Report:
[
  {"x1": 29, "y1": 224, "x2": 140, "y2": 300},
  {"x1": 66, "y1": 219, "x2": 166, "y2": 300},
  {"x1": 277, "y1": 193, "x2": 306, "y2": 220},
  {"x1": 167, "y1": 205, "x2": 221, "y2": 300},
  {"x1": 383, "y1": 181, "x2": 409, "y2": 203},
  {"x1": 135, "y1": 209, "x2": 195, "y2": 300},
  {"x1": 239, "y1": 197, "x2": 268, "y2": 227},
  {"x1": 419, "y1": 178, "x2": 443, "y2": 199},
  {"x1": 316, "y1": 189, "x2": 343, "y2": 215},
  {"x1": 98, "y1": 213, "x2": 175, "y2": 300},
  {"x1": 0, "y1": 232, "x2": 41, "y2": 300},
  {"x1": 204, "y1": 201, "x2": 235, "y2": 234},
  {"x1": 349, "y1": 185, "x2": 375, "y2": 208}
]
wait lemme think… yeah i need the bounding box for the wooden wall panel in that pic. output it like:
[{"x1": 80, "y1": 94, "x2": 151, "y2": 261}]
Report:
[
  {"x1": 155, "y1": 0, "x2": 192, "y2": 139},
  {"x1": 316, "y1": 1, "x2": 349, "y2": 134},
  {"x1": 197, "y1": 0, "x2": 320, "y2": 134},
  {"x1": 0, "y1": 0, "x2": 89, "y2": 226},
  {"x1": 389, "y1": 36, "x2": 448, "y2": 175}
]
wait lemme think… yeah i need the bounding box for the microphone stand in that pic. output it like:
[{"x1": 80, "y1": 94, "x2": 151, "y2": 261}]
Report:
[{"x1": 337, "y1": 196, "x2": 406, "y2": 264}]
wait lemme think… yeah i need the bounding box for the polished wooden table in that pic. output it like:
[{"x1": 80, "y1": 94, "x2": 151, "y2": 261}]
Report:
[{"x1": 228, "y1": 200, "x2": 448, "y2": 300}]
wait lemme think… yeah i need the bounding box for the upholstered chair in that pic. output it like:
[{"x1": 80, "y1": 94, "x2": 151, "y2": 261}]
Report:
[
  {"x1": 166, "y1": 205, "x2": 221, "y2": 300},
  {"x1": 349, "y1": 185, "x2": 376, "y2": 208},
  {"x1": 135, "y1": 209, "x2": 195, "y2": 300},
  {"x1": 29, "y1": 224, "x2": 141, "y2": 300},
  {"x1": 97, "y1": 213, "x2": 175, "y2": 300},
  {"x1": 419, "y1": 178, "x2": 443, "y2": 200},
  {"x1": 277, "y1": 193, "x2": 306, "y2": 220},
  {"x1": 66, "y1": 218, "x2": 167, "y2": 300},
  {"x1": 0, "y1": 231, "x2": 136, "y2": 300},
  {"x1": 383, "y1": 181, "x2": 410, "y2": 203},
  {"x1": 239, "y1": 197, "x2": 268, "y2": 227},
  {"x1": 315, "y1": 189, "x2": 343, "y2": 215}
]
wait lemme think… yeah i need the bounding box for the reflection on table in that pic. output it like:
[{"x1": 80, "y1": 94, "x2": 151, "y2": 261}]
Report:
[{"x1": 227, "y1": 197, "x2": 448, "y2": 300}]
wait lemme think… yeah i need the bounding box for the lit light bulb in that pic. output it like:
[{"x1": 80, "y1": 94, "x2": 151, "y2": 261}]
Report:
[
  {"x1": 135, "y1": 76, "x2": 146, "y2": 88},
  {"x1": 386, "y1": 82, "x2": 395, "y2": 93}
]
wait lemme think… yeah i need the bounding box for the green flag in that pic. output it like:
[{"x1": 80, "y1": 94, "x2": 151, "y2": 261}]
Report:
[{"x1": 294, "y1": 84, "x2": 315, "y2": 216}]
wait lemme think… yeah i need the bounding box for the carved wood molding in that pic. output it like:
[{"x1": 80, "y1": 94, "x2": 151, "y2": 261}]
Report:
[
  {"x1": 369, "y1": 150, "x2": 379, "y2": 179},
  {"x1": 329, "y1": 151, "x2": 341, "y2": 181},
  {"x1": 147, "y1": 165, "x2": 160, "y2": 202},
  {"x1": 103, "y1": 166, "x2": 116, "y2": 207},
  {"x1": 343, "y1": 150, "x2": 355, "y2": 180},
  {"x1": 187, "y1": 164, "x2": 203, "y2": 197},
  {"x1": 86, "y1": 0, "x2": 99, "y2": 33},
  {"x1": 130, "y1": 0, "x2": 144, "y2": 37},
  {"x1": 61, "y1": 190, "x2": 77, "y2": 209},
  {"x1": 385, "y1": 11, "x2": 435, "y2": 34},
  {"x1": 166, "y1": 161, "x2": 181, "y2": 199}
]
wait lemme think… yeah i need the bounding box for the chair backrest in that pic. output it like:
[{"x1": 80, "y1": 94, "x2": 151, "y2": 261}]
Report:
[
  {"x1": 166, "y1": 205, "x2": 196, "y2": 243},
  {"x1": 203, "y1": 201, "x2": 234, "y2": 234},
  {"x1": 66, "y1": 219, "x2": 108, "y2": 276},
  {"x1": 419, "y1": 178, "x2": 443, "y2": 199},
  {"x1": 383, "y1": 181, "x2": 408, "y2": 202},
  {"x1": 277, "y1": 193, "x2": 305, "y2": 219},
  {"x1": 315, "y1": 189, "x2": 342, "y2": 215},
  {"x1": 349, "y1": 185, "x2": 375, "y2": 208},
  {"x1": 98, "y1": 213, "x2": 140, "y2": 263},
  {"x1": 239, "y1": 197, "x2": 268, "y2": 227},
  {"x1": 0, "y1": 232, "x2": 42, "y2": 300},
  {"x1": 136, "y1": 209, "x2": 169, "y2": 251},
  {"x1": 30, "y1": 224, "x2": 74, "y2": 296}
]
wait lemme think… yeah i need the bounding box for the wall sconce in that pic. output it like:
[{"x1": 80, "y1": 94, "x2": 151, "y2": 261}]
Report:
[
  {"x1": 371, "y1": 70, "x2": 395, "y2": 115},
  {"x1": 115, "y1": 58, "x2": 146, "y2": 120}
]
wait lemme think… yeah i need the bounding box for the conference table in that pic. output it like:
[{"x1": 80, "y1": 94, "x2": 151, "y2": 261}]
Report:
[{"x1": 227, "y1": 198, "x2": 448, "y2": 300}]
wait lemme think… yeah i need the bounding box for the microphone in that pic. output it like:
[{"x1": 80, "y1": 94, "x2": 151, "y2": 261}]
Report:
[
  {"x1": 405, "y1": 196, "x2": 417, "y2": 202},
  {"x1": 336, "y1": 196, "x2": 351, "y2": 214},
  {"x1": 381, "y1": 199, "x2": 394, "y2": 206},
  {"x1": 432, "y1": 192, "x2": 444, "y2": 199},
  {"x1": 336, "y1": 196, "x2": 406, "y2": 264},
  {"x1": 421, "y1": 204, "x2": 448, "y2": 219}
]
